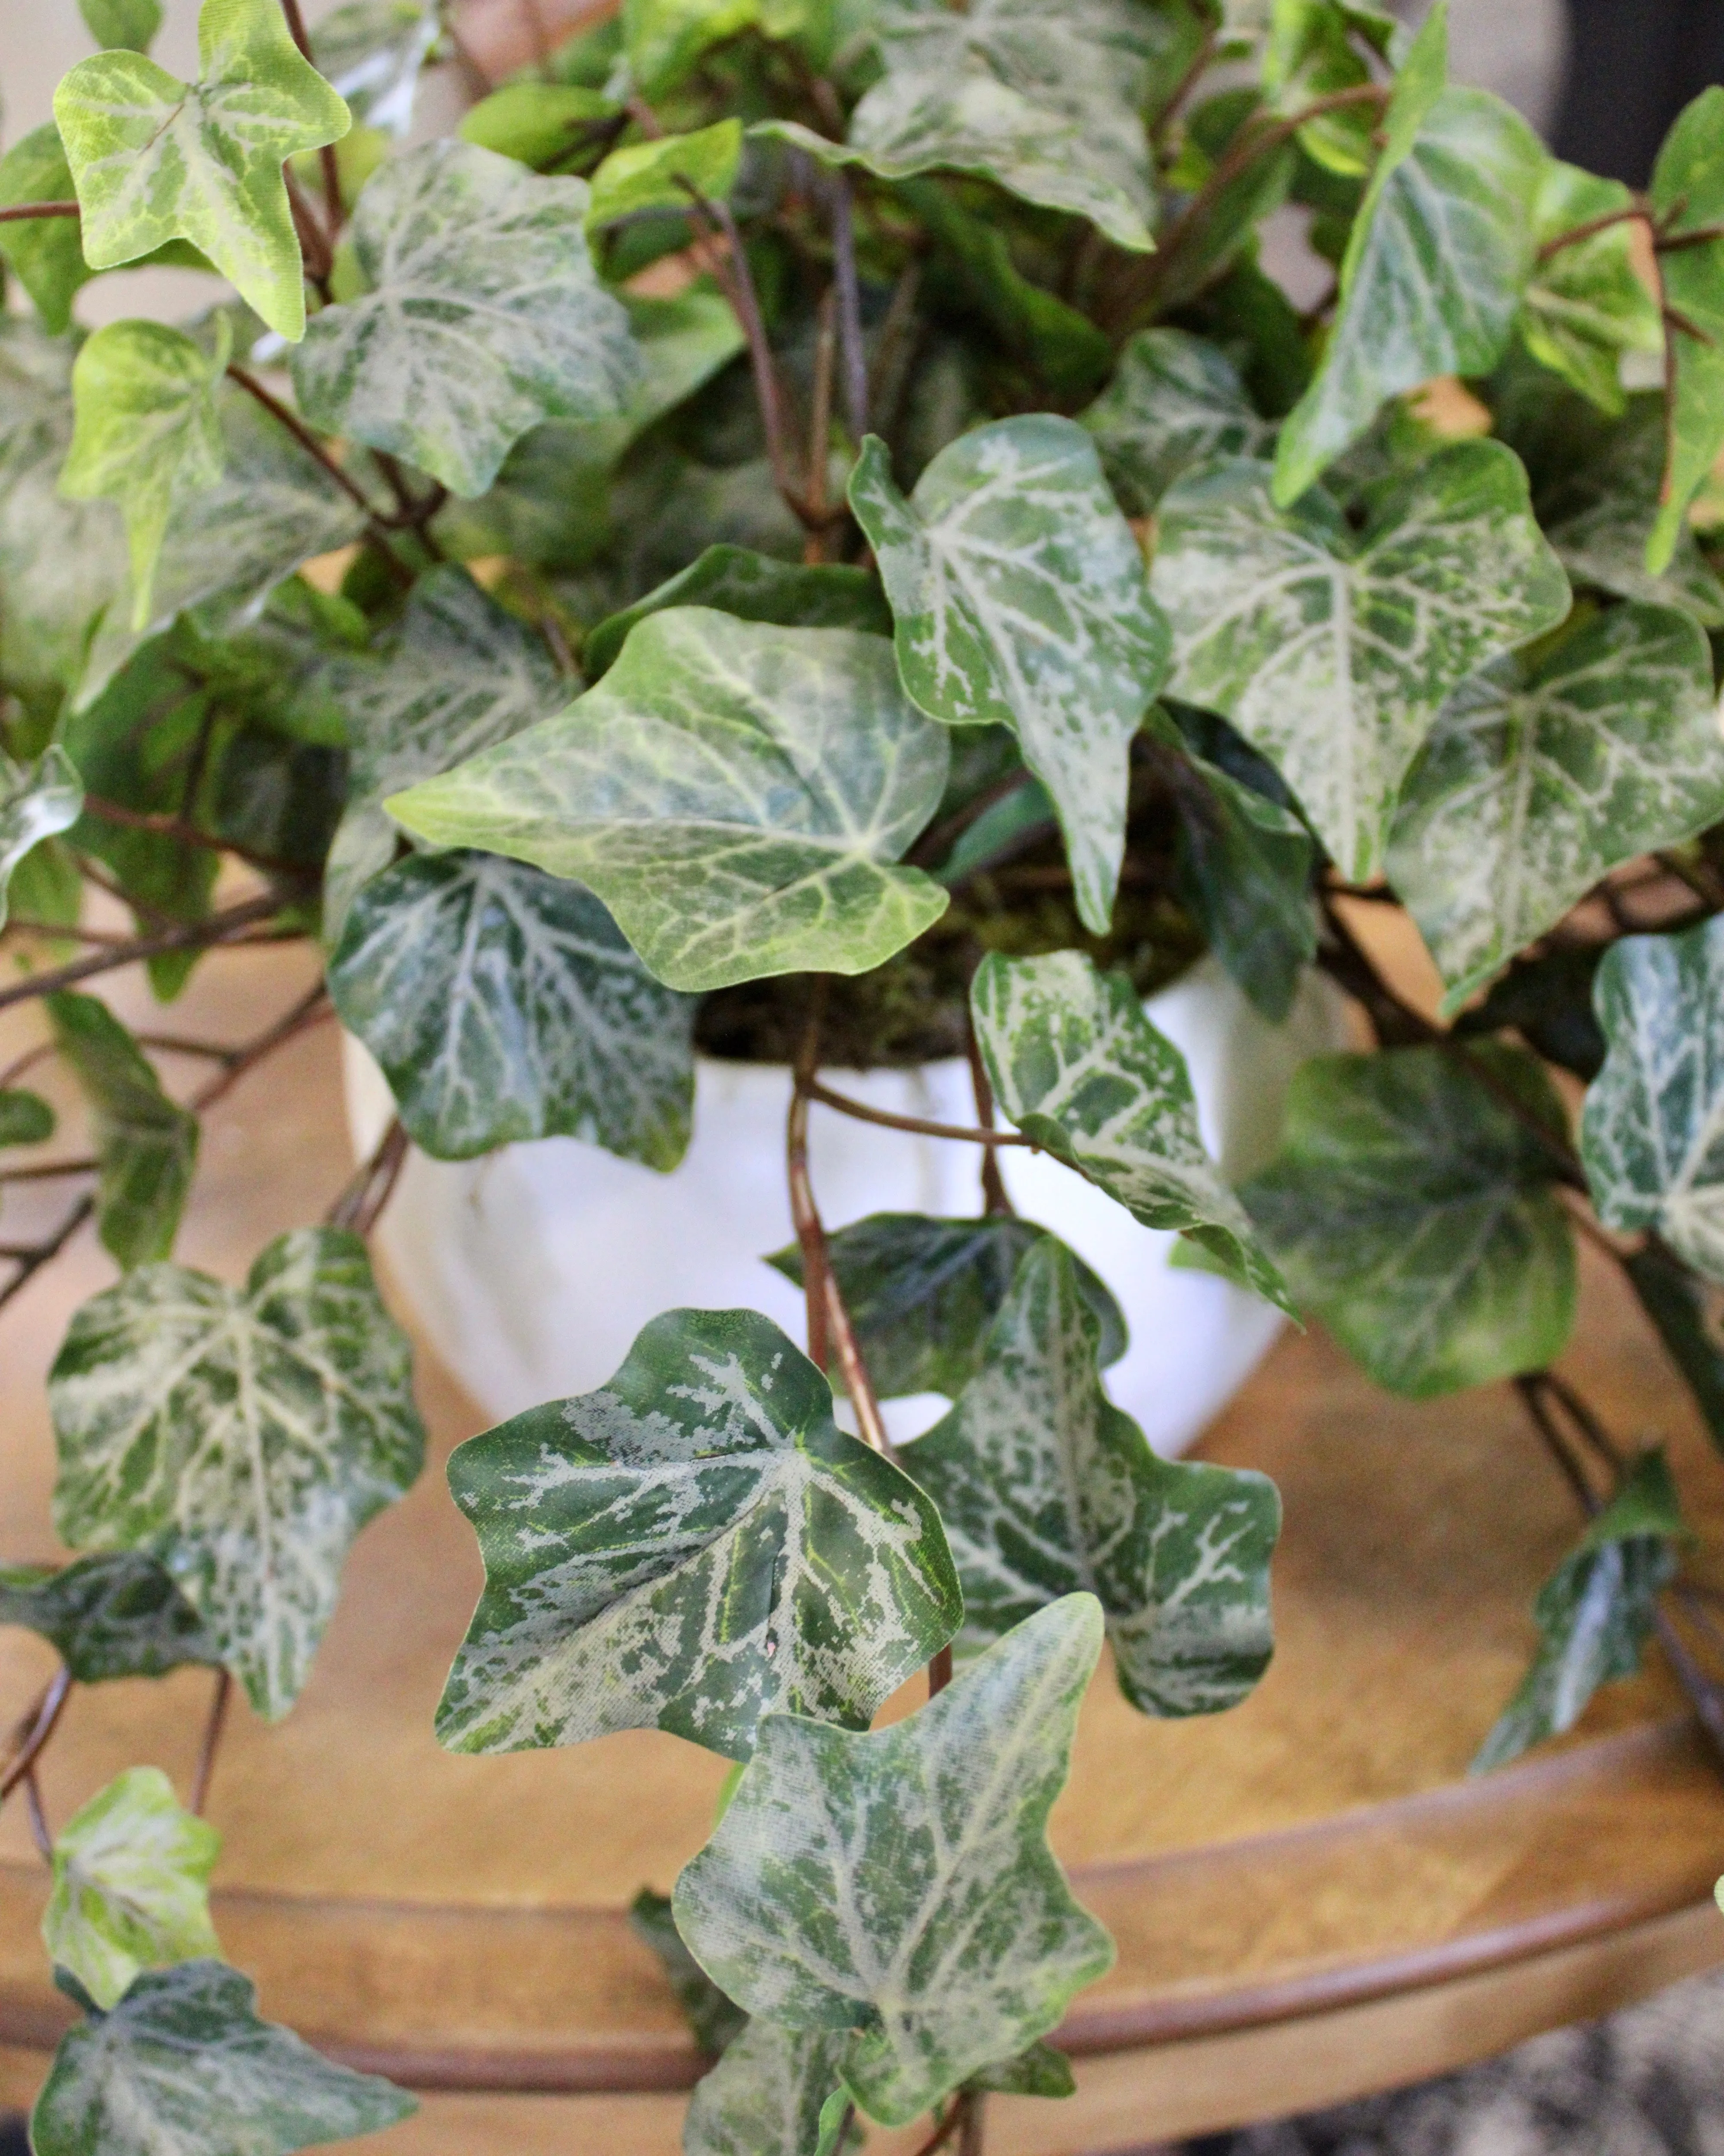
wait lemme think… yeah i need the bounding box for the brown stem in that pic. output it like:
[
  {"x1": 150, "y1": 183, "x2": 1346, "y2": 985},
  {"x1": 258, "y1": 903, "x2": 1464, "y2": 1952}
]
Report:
[
  {"x1": 828, "y1": 173, "x2": 870, "y2": 443},
  {"x1": 0, "y1": 1160, "x2": 97, "y2": 1186},
  {"x1": 803, "y1": 287, "x2": 839, "y2": 556},
  {"x1": 966, "y1": 1025, "x2": 1013, "y2": 1218},
  {"x1": 277, "y1": 0, "x2": 315, "y2": 60},
  {"x1": 0, "y1": 1196, "x2": 95, "y2": 1313},
  {"x1": 927, "y1": 1644, "x2": 953, "y2": 1698},
  {"x1": 957, "y1": 2090, "x2": 986, "y2": 2156},
  {"x1": 327, "y1": 1117, "x2": 409, "y2": 1236},
  {"x1": 788, "y1": 995, "x2": 832, "y2": 1374},
  {"x1": 806, "y1": 1080, "x2": 1036, "y2": 1150},
  {"x1": 22, "y1": 1766, "x2": 52, "y2": 1863},
  {"x1": 190, "y1": 1670, "x2": 231, "y2": 1816},
  {"x1": 0, "y1": 1666, "x2": 72, "y2": 1803},
  {"x1": 1536, "y1": 203, "x2": 1648, "y2": 263},
  {"x1": 1152, "y1": 26, "x2": 1218, "y2": 151},
  {"x1": 225, "y1": 367, "x2": 377, "y2": 516},
  {"x1": 0, "y1": 201, "x2": 80, "y2": 223},
  {"x1": 282, "y1": 163, "x2": 334, "y2": 289},
  {"x1": 4, "y1": 917, "x2": 141, "y2": 949},
  {"x1": 0, "y1": 893, "x2": 283, "y2": 1018},
  {"x1": 192, "y1": 984, "x2": 331, "y2": 1115},
  {"x1": 81, "y1": 793, "x2": 312, "y2": 880},
  {"x1": 909, "y1": 2100, "x2": 965, "y2": 2156},
  {"x1": 1655, "y1": 220, "x2": 1724, "y2": 255}
]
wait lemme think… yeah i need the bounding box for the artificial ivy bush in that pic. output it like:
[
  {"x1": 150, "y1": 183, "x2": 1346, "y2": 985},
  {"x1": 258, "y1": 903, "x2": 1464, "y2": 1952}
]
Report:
[{"x1": 5, "y1": 0, "x2": 1724, "y2": 2148}]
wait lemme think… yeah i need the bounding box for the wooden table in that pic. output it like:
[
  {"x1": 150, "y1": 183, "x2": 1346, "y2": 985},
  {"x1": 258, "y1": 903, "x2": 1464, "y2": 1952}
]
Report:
[{"x1": 3, "y1": 943, "x2": 1723, "y2": 2154}]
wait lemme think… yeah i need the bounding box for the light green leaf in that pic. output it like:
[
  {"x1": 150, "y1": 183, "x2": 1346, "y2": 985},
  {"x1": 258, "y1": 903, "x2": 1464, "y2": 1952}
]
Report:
[
  {"x1": 47, "y1": 991, "x2": 200, "y2": 1270},
  {"x1": 1080, "y1": 329, "x2": 1274, "y2": 518},
  {"x1": 81, "y1": 0, "x2": 165, "y2": 52},
  {"x1": 328, "y1": 850, "x2": 696, "y2": 1166},
  {"x1": 628, "y1": 1889, "x2": 747, "y2": 2056},
  {"x1": 53, "y1": 0, "x2": 351, "y2": 341},
  {"x1": 387, "y1": 609, "x2": 952, "y2": 994},
  {"x1": 0, "y1": 1553, "x2": 220, "y2": 1684},
  {"x1": 291, "y1": 140, "x2": 637, "y2": 499},
  {"x1": 310, "y1": 0, "x2": 441, "y2": 138},
  {"x1": 44, "y1": 1767, "x2": 221, "y2": 2011},
  {"x1": 29, "y1": 1960, "x2": 415, "y2": 2156},
  {"x1": 1153, "y1": 443, "x2": 1570, "y2": 880},
  {"x1": 850, "y1": 419, "x2": 1168, "y2": 934},
  {"x1": 684, "y1": 2020, "x2": 851, "y2": 2156},
  {"x1": 435, "y1": 1306, "x2": 962, "y2": 1762},
  {"x1": 768, "y1": 1213, "x2": 1127, "y2": 1400},
  {"x1": 60, "y1": 320, "x2": 230, "y2": 631},
  {"x1": 587, "y1": 121, "x2": 742, "y2": 232},
  {"x1": 1240, "y1": 1044, "x2": 1577, "y2": 1396},
  {"x1": 1647, "y1": 89, "x2": 1724, "y2": 574},
  {"x1": 1474, "y1": 1449, "x2": 1683, "y2": 1770},
  {"x1": 1623, "y1": 1243, "x2": 1724, "y2": 1460},
  {"x1": 673, "y1": 1596, "x2": 1113, "y2": 2126},
  {"x1": 459, "y1": 83, "x2": 622, "y2": 171},
  {"x1": 0, "y1": 126, "x2": 94, "y2": 334},
  {"x1": 0, "y1": 1089, "x2": 55, "y2": 1145},
  {"x1": 584, "y1": 546, "x2": 889, "y2": 679},
  {"x1": 1272, "y1": 8, "x2": 1545, "y2": 504},
  {"x1": 1581, "y1": 915, "x2": 1724, "y2": 1282},
  {"x1": 972, "y1": 949, "x2": 1293, "y2": 1312},
  {"x1": 1389, "y1": 602, "x2": 1724, "y2": 1011},
  {"x1": 0, "y1": 747, "x2": 84, "y2": 930},
  {"x1": 49, "y1": 1228, "x2": 426, "y2": 1720},
  {"x1": 904, "y1": 1241, "x2": 1280, "y2": 1714},
  {"x1": 1521, "y1": 162, "x2": 1662, "y2": 415}
]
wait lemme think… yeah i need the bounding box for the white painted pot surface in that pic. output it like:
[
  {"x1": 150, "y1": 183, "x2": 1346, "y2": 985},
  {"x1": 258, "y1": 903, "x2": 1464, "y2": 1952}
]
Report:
[{"x1": 344, "y1": 957, "x2": 1348, "y2": 1457}]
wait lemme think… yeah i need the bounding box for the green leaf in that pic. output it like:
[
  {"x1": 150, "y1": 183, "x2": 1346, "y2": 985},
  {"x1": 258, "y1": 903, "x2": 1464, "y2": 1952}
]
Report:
[
  {"x1": 968, "y1": 2040, "x2": 1075, "y2": 2097},
  {"x1": 587, "y1": 122, "x2": 742, "y2": 231},
  {"x1": 0, "y1": 1553, "x2": 220, "y2": 1683},
  {"x1": 53, "y1": 0, "x2": 351, "y2": 342},
  {"x1": 60, "y1": 320, "x2": 230, "y2": 631},
  {"x1": 0, "y1": 747, "x2": 84, "y2": 930},
  {"x1": 434, "y1": 1305, "x2": 962, "y2": 1761},
  {"x1": 1272, "y1": 8, "x2": 1545, "y2": 504},
  {"x1": 584, "y1": 546, "x2": 890, "y2": 680},
  {"x1": 47, "y1": 992, "x2": 200, "y2": 1270},
  {"x1": 769, "y1": 1214, "x2": 1127, "y2": 1399},
  {"x1": 628, "y1": 1889, "x2": 747, "y2": 2056},
  {"x1": 1262, "y1": 0, "x2": 1375, "y2": 175},
  {"x1": 1582, "y1": 915, "x2": 1724, "y2": 1282},
  {"x1": 81, "y1": 0, "x2": 165, "y2": 52},
  {"x1": 1521, "y1": 162, "x2": 1663, "y2": 415},
  {"x1": 29, "y1": 1959, "x2": 415, "y2": 2156},
  {"x1": 49, "y1": 1228, "x2": 426, "y2": 1720},
  {"x1": 904, "y1": 1240, "x2": 1279, "y2": 1714},
  {"x1": 43, "y1": 1767, "x2": 221, "y2": 2011},
  {"x1": 684, "y1": 2020, "x2": 851, "y2": 2156},
  {"x1": 387, "y1": 609, "x2": 952, "y2": 994},
  {"x1": 0, "y1": 1089, "x2": 55, "y2": 1145},
  {"x1": 328, "y1": 850, "x2": 696, "y2": 1166},
  {"x1": 291, "y1": 140, "x2": 637, "y2": 499},
  {"x1": 309, "y1": 0, "x2": 441, "y2": 138},
  {"x1": 1153, "y1": 443, "x2": 1570, "y2": 881},
  {"x1": 1080, "y1": 329, "x2": 1274, "y2": 519},
  {"x1": 1624, "y1": 1243, "x2": 1724, "y2": 1458},
  {"x1": 673, "y1": 1595, "x2": 1113, "y2": 2126},
  {"x1": 622, "y1": 0, "x2": 762, "y2": 100},
  {"x1": 1647, "y1": 89, "x2": 1724, "y2": 575},
  {"x1": 1388, "y1": 603, "x2": 1724, "y2": 1012},
  {"x1": 1240, "y1": 1044, "x2": 1577, "y2": 1396},
  {"x1": 0, "y1": 127, "x2": 94, "y2": 335},
  {"x1": 459, "y1": 84, "x2": 622, "y2": 171},
  {"x1": 850, "y1": 419, "x2": 1168, "y2": 935},
  {"x1": 1474, "y1": 1449, "x2": 1684, "y2": 1770},
  {"x1": 971, "y1": 949, "x2": 1293, "y2": 1313}
]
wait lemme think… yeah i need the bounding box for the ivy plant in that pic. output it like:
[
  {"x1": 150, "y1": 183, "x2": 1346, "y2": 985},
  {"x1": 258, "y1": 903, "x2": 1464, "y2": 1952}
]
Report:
[{"x1": 5, "y1": 0, "x2": 1724, "y2": 2149}]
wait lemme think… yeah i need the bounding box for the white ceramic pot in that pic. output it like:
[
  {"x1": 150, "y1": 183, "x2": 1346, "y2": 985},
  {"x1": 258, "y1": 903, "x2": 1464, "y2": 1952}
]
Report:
[{"x1": 344, "y1": 957, "x2": 1348, "y2": 1457}]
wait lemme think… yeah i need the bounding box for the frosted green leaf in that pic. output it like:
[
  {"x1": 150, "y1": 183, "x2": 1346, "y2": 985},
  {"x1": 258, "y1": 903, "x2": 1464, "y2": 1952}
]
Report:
[
  {"x1": 768, "y1": 1213, "x2": 1127, "y2": 1400},
  {"x1": 328, "y1": 850, "x2": 696, "y2": 1166},
  {"x1": 1079, "y1": 329, "x2": 1274, "y2": 518},
  {"x1": 972, "y1": 950, "x2": 1293, "y2": 1312},
  {"x1": 0, "y1": 1554, "x2": 219, "y2": 1684},
  {"x1": 310, "y1": 1, "x2": 441, "y2": 137},
  {"x1": 1240, "y1": 1044, "x2": 1577, "y2": 1396},
  {"x1": 0, "y1": 127, "x2": 94, "y2": 334},
  {"x1": 387, "y1": 609, "x2": 952, "y2": 994},
  {"x1": 29, "y1": 1960, "x2": 415, "y2": 2156},
  {"x1": 587, "y1": 122, "x2": 742, "y2": 232},
  {"x1": 1152, "y1": 444, "x2": 1570, "y2": 881},
  {"x1": 460, "y1": 84, "x2": 622, "y2": 171},
  {"x1": 291, "y1": 140, "x2": 638, "y2": 499},
  {"x1": 53, "y1": 0, "x2": 351, "y2": 341},
  {"x1": 1273, "y1": 8, "x2": 1545, "y2": 504},
  {"x1": 673, "y1": 1596, "x2": 1113, "y2": 2126},
  {"x1": 44, "y1": 1767, "x2": 221, "y2": 2011},
  {"x1": 584, "y1": 547, "x2": 890, "y2": 679},
  {"x1": 1646, "y1": 90, "x2": 1724, "y2": 574},
  {"x1": 850, "y1": 419, "x2": 1168, "y2": 934},
  {"x1": 1581, "y1": 915, "x2": 1724, "y2": 1283},
  {"x1": 684, "y1": 2020, "x2": 851, "y2": 2156},
  {"x1": 628, "y1": 1889, "x2": 747, "y2": 2056},
  {"x1": 1521, "y1": 162, "x2": 1662, "y2": 415},
  {"x1": 0, "y1": 1089, "x2": 55, "y2": 1146},
  {"x1": 81, "y1": 0, "x2": 165, "y2": 52},
  {"x1": 904, "y1": 1241, "x2": 1280, "y2": 1714},
  {"x1": 1389, "y1": 603, "x2": 1724, "y2": 1011},
  {"x1": 61, "y1": 320, "x2": 230, "y2": 631},
  {"x1": 48, "y1": 992, "x2": 200, "y2": 1270},
  {"x1": 0, "y1": 747, "x2": 84, "y2": 932},
  {"x1": 49, "y1": 1228, "x2": 426, "y2": 1720},
  {"x1": 1623, "y1": 1243, "x2": 1724, "y2": 1460},
  {"x1": 1474, "y1": 1449, "x2": 1683, "y2": 1770},
  {"x1": 435, "y1": 1306, "x2": 961, "y2": 1762}
]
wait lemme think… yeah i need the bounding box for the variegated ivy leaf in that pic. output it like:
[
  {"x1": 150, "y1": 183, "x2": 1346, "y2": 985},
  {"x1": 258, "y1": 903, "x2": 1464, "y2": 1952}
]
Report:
[
  {"x1": 904, "y1": 1240, "x2": 1280, "y2": 1715},
  {"x1": 1474, "y1": 1449, "x2": 1684, "y2": 1771},
  {"x1": 61, "y1": 320, "x2": 230, "y2": 632},
  {"x1": 1240, "y1": 1045, "x2": 1577, "y2": 1397},
  {"x1": 584, "y1": 546, "x2": 890, "y2": 679},
  {"x1": 48, "y1": 992, "x2": 200, "y2": 1270},
  {"x1": 850, "y1": 419, "x2": 1168, "y2": 935},
  {"x1": 388, "y1": 610, "x2": 952, "y2": 995},
  {"x1": 29, "y1": 1960, "x2": 415, "y2": 2156},
  {"x1": 586, "y1": 121, "x2": 742, "y2": 232},
  {"x1": 0, "y1": 126, "x2": 95, "y2": 335},
  {"x1": 1581, "y1": 916, "x2": 1724, "y2": 1282},
  {"x1": 673, "y1": 1596, "x2": 1113, "y2": 2125},
  {"x1": 436, "y1": 1307, "x2": 961, "y2": 1762},
  {"x1": 43, "y1": 1767, "x2": 221, "y2": 2011},
  {"x1": 971, "y1": 950, "x2": 1293, "y2": 1313},
  {"x1": 0, "y1": 1553, "x2": 220, "y2": 1684},
  {"x1": 49, "y1": 1228, "x2": 426, "y2": 1720},
  {"x1": 1152, "y1": 444, "x2": 1570, "y2": 881},
  {"x1": 1272, "y1": 9, "x2": 1545, "y2": 504},
  {"x1": 1521, "y1": 162, "x2": 1663, "y2": 416},
  {"x1": 628, "y1": 1889, "x2": 747, "y2": 2057},
  {"x1": 1079, "y1": 329, "x2": 1274, "y2": 519},
  {"x1": 0, "y1": 747, "x2": 84, "y2": 931},
  {"x1": 310, "y1": 0, "x2": 442, "y2": 138},
  {"x1": 1647, "y1": 90, "x2": 1724, "y2": 575},
  {"x1": 53, "y1": 0, "x2": 351, "y2": 342},
  {"x1": 684, "y1": 2020, "x2": 853, "y2": 2156},
  {"x1": 1388, "y1": 602, "x2": 1724, "y2": 1013},
  {"x1": 81, "y1": 0, "x2": 165, "y2": 52},
  {"x1": 291, "y1": 140, "x2": 638, "y2": 499},
  {"x1": 768, "y1": 1213, "x2": 1127, "y2": 1400},
  {"x1": 328, "y1": 850, "x2": 696, "y2": 1166}
]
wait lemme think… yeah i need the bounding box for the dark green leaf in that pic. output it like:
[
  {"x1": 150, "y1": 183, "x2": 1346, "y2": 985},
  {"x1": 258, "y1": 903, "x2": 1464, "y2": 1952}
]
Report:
[
  {"x1": 0, "y1": 1089, "x2": 55, "y2": 1146},
  {"x1": 584, "y1": 547, "x2": 890, "y2": 679},
  {"x1": 0, "y1": 1552, "x2": 219, "y2": 1683},
  {"x1": 1647, "y1": 89, "x2": 1724, "y2": 574},
  {"x1": 0, "y1": 126, "x2": 94, "y2": 334},
  {"x1": 47, "y1": 991, "x2": 199, "y2": 1270},
  {"x1": 459, "y1": 83, "x2": 622, "y2": 170},
  {"x1": 1624, "y1": 1243, "x2": 1724, "y2": 1459}
]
